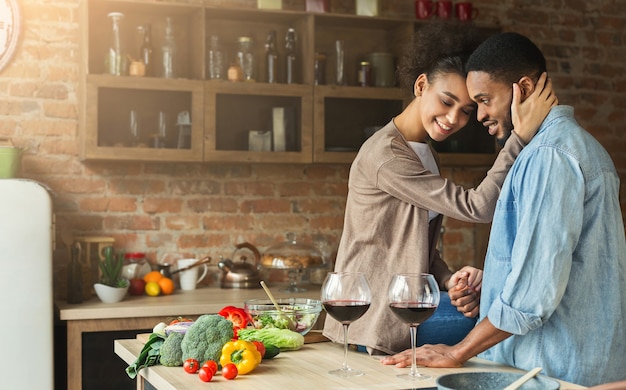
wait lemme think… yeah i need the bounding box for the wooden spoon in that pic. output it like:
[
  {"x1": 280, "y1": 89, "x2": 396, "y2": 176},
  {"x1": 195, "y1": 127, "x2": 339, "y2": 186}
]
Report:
[
  {"x1": 503, "y1": 367, "x2": 543, "y2": 390},
  {"x1": 171, "y1": 256, "x2": 212, "y2": 276},
  {"x1": 260, "y1": 281, "x2": 297, "y2": 331}
]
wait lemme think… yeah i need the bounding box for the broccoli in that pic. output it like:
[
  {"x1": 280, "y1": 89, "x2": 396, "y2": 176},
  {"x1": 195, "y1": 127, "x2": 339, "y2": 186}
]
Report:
[
  {"x1": 159, "y1": 331, "x2": 184, "y2": 367},
  {"x1": 180, "y1": 314, "x2": 234, "y2": 363}
]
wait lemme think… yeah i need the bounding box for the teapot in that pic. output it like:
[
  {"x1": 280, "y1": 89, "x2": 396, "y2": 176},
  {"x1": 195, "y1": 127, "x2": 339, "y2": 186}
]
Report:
[{"x1": 217, "y1": 242, "x2": 262, "y2": 289}]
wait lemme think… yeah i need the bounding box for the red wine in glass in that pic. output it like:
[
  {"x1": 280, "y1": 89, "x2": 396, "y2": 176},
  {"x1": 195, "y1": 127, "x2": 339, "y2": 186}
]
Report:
[
  {"x1": 321, "y1": 272, "x2": 371, "y2": 377},
  {"x1": 388, "y1": 302, "x2": 436, "y2": 325},
  {"x1": 323, "y1": 300, "x2": 370, "y2": 324},
  {"x1": 387, "y1": 273, "x2": 440, "y2": 381}
]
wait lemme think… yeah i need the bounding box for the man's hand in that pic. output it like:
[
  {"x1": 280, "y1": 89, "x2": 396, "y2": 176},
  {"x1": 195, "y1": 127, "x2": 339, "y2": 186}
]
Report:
[
  {"x1": 380, "y1": 344, "x2": 464, "y2": 368},
  {"x1": 447, "y1": 266, "x2": 482, "y2": 318}
]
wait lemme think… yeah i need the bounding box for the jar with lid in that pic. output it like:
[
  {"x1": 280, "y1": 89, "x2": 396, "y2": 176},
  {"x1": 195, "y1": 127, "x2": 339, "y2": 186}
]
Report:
[
  {"x1": 358, "y1": 60, "x2": 371, "y2": 87},
  {"x1": 207, "y1": 35, "x2": 224, "y2": 80},
  {"x1": 236, "y1": 36, "x2": 255, "y2": 82},
  {"x1": 123, "y1": 252, "x2": 147, "y2": 279},
  {"x1": 260, "y1": 232, "x2": 325, "y2": 292}
]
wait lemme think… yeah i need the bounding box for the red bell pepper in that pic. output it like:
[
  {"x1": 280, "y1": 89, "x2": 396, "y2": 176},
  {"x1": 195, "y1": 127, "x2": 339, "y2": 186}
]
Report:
[{"x1": 218, "y1": 306, "x2": 251, "y2": 338}]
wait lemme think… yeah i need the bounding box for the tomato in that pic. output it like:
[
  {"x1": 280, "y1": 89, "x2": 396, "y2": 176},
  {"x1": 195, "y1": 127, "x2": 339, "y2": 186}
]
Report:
[
  {"x1": 202, "y1": 360, "x2": 218, "y2": 375},
  {"x1": 170, "y1": 316, "x2": 194, "y2": 325},
  {"x1": 183, "y1": 358, "x2": 200, "y2": 374},
  {"x1": 221, "y1": 363, "x2": 238, "y2": 380},
  {"x1": 198, "y1": 366, "x2": 213, "y2": 382},
  {"x1": 252, "y1": 340, "x2": 266, "y2": 358}
]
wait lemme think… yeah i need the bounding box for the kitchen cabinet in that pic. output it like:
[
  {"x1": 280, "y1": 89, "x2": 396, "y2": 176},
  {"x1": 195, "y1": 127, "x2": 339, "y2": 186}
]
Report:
[{"x1": 79, "y1": 1, "x2": 498, "y2": 165}]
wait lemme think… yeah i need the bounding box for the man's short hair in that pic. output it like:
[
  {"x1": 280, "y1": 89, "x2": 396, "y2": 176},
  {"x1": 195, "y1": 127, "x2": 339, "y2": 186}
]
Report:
[{"x1": 466, "y1": 32, "x2": 547, "y2": 84}]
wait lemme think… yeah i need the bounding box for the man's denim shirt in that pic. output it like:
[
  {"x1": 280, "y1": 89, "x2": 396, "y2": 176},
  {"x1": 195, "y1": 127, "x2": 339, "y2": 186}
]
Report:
[{"x1": 478, "y1": 106, "x2": 626, "y2": 387}]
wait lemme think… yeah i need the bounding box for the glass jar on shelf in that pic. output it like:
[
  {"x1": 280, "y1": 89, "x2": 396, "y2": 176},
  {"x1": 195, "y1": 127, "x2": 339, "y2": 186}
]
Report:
[
  {"x1": 139, "y1": 24, "x2": 154, "y2": 77},
  {"x1": 105, "y1": 12, "x2": 128, "y2": 76},
  {"x1": 162, "y1": 17, "x2": 177, "y2": 79},
  {"x1": 207, "y1": 35, "x2": 224, "y2": 80},
  {"x1": 236, "y1": 36, "x2": 256, "y2": 82}
]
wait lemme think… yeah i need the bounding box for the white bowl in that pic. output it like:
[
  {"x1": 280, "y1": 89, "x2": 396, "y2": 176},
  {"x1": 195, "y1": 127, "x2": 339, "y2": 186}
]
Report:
[{"x1": 94, "y1": 283, "x2": 129, "y2": 303}]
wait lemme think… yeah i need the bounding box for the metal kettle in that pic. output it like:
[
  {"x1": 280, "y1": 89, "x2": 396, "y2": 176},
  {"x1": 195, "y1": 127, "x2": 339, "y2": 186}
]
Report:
[{"x1": 217, "y1": 242, "x2": 262, "y2": 289}]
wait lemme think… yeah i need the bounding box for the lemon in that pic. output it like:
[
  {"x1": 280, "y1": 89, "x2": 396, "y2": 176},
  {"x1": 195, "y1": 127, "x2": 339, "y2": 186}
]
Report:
[{"x1": 145, "y1": 281, "x2": 161, "y2": 296}]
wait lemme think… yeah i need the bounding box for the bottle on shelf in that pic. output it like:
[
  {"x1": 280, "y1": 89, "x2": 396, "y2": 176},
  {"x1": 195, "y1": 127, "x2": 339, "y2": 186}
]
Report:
[
  {"x1": 335, "y1": 39, "x2": 346, "y2": 85},
  {"x1": 129, "y1": 110, "x2": 141, "y2": 147},
  {"x1": 207, "y1": 35, "x2": 224, "y2": 80},
  {"x1": 265, "y1": 30, "x2": 279, "y2": 83},
  {"x1": 162, "y1": 17, "x2": 177, "y2": 78},
  {"x1": 285, "y1": 28, "x2": 297, "y2": 84},
  {"x1": 66, "y1": 242, "x2": 83, "y2": 304},
  {"x1": 139, "y1": 24, "x2": 154, "y2": 77},
  {"x1": 236, "y1": 36, "x2": 255, "y2": 82},
  {"x1": 105, "y1": 12, "x2": 127, "y2": 76}
]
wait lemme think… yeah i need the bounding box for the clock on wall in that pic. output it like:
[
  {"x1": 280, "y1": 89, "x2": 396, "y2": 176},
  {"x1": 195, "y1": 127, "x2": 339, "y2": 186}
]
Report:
[{"x1": 0, "y1": 0, "x2": 21, "y2": 73}]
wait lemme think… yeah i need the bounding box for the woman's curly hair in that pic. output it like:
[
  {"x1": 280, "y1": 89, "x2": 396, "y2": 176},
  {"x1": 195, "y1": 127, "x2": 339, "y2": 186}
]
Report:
[{"x1": 397, "y1": 22, "x2": 484, "y2": 95}]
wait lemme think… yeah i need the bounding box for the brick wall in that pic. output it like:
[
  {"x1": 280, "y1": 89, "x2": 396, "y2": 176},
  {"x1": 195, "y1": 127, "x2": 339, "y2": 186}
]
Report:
[{"x1": 2, "y1": 0, "x2": 624, "y2": 285}]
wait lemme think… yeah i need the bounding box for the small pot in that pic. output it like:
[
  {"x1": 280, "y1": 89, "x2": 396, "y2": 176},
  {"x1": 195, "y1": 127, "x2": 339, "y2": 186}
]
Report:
[
  {"x1": 218, "y1": 242, "x2": 262, "y2": 289},
  {"x1": 94, "y1": 283, "x2": 129, "y2": 303}
]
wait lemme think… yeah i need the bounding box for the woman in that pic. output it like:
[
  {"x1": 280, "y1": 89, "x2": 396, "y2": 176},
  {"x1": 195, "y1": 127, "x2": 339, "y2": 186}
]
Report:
[{"x1": 322, "y1": 23, "x2": 556, "y2": 355}]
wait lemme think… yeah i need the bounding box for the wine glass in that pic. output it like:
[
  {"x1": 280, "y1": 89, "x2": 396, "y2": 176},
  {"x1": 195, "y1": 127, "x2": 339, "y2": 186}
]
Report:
[
  {"x1": 321, "y1": 272, "x2": 371, "y2": 377},
  {"x1": 387, "y1": 273, "x2": 440, "y2": 381}
]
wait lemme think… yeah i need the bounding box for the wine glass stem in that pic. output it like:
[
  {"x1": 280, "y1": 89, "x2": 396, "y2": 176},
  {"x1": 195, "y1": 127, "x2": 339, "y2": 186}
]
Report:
[
  {"x1": 342, "y1": 323, "x2": 350, "y2": 370},
  {"x1": 409, "y1": 325, "x2": 418, "y2": 376}
]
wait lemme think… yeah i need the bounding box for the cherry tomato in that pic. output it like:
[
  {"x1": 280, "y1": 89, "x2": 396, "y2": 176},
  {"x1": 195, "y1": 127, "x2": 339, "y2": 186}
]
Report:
[
  {"x1": 183, "y1": 358, "x2": 200, "y2": 374},
  {"x1": 252, "y1": 340, "x2": 266, "y2": 358},
  {"x1": 221, "y1": 363, "x2": 238, "y2": 380},
  {"x1": 198, "y1": 366, "x2": 213, "y2": 382},
  {"x1": 202, "y1": 360, "x2": 218, "y2": 375}
]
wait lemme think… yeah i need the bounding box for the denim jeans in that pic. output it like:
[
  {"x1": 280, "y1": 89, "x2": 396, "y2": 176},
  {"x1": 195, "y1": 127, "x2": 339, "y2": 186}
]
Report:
[
  {"x1": 416, "y1": 292, "x2": 476, "y2": 346},
  {"x1": 357, "y1": 292, "x2": 476, "y2": 352}
]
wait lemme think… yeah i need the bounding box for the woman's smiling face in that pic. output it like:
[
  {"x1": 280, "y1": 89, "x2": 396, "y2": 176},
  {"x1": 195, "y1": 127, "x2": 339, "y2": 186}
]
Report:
[{"x1": 417, "y1": 72, "x2": 477, "y2": 142}]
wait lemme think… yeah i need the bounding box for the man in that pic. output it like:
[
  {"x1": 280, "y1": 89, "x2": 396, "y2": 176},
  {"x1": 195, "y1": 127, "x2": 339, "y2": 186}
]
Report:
[{"x1": 381, "y1": 32, "x2": 626, "y2": 387}]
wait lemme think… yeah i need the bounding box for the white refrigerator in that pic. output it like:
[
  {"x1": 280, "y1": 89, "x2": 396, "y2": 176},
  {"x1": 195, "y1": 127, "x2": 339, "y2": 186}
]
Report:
[{"x1": 0, "y1": 179, "x2": 54, "y2": 389}]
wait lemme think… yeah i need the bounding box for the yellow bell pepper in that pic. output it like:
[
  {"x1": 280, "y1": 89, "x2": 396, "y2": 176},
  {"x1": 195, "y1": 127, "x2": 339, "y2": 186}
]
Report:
[{"x1": 219, "y1": 339, "x2": 262, "y2": 375}]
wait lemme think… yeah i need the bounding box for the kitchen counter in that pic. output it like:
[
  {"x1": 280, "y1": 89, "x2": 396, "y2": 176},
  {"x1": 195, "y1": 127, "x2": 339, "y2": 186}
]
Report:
[
  {"x1": 115, "y1": 334, "x2": 587, "y2": 390},
  {"x1": 56, "y1": 284, "x2": 321, "y2": 390}
]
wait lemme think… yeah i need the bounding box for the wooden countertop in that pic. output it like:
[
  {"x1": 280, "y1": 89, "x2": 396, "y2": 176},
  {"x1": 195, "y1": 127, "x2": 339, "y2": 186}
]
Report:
[
  {"x1": 57, "y1": 284, "x2": 321, "y2": 321},
  {"x1": 115, "y1": 335, "x2": 587, "y2": 390}
]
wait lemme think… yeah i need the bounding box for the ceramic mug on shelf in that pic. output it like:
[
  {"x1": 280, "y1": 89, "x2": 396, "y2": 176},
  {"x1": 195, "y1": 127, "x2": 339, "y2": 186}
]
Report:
[
  {"x1": 455, "y1": 2, "x2": 479, "y2": 21},
  {"x1": 415, "y1": 0, "x2": 435, "y2": 20},
  {"x1": 436, "y1": 0, "x2": 452, "y2": 19},
  {"x1": 177, "y1": 258, "x2": 208, "y2": 290}
]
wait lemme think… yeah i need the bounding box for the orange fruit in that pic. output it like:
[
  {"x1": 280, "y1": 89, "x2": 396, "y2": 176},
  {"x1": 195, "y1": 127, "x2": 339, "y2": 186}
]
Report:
[
  {"x1": 158, "y1": 277, "x2": 175, "y2": 295},
  {"x1": 143, "y1": 271, "x2": 163, "y2": 283},
  {"x1": 145, "y1": 281, "x2": 161, "y2": 296}
]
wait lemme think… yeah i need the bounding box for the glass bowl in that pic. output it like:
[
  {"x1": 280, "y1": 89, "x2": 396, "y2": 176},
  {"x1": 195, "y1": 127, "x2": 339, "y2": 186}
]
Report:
[{"x1": 244, "y1": 298, "x2": 322, "y2": 335}]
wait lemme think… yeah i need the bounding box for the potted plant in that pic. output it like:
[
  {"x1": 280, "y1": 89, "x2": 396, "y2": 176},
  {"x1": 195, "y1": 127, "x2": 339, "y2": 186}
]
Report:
[{"x1": 94, "y1": 246, "x2": 129, "y2": 303}]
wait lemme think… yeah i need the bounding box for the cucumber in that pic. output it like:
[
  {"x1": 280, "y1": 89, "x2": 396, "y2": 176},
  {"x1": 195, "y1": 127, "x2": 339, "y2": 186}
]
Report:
[{"x1": 263, "y1": 344, "x2": 280, "y2": 359}]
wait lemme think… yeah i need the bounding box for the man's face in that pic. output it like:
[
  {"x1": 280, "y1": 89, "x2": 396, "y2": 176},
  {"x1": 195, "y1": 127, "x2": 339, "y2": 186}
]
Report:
[{"x1": 466, "y1": 71, "x2": 514, "y2": 143}]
